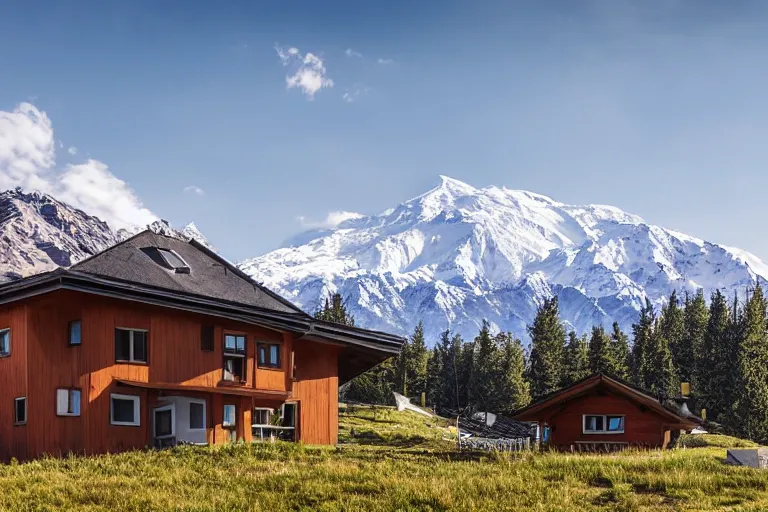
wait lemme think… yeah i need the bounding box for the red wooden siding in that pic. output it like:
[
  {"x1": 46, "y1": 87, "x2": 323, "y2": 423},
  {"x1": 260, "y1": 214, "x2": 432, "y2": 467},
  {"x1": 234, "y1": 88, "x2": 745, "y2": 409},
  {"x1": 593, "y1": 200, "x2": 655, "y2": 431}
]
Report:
[
  {"x1": 1, "y1": 289, "x2": 341, "y2": 461},
  {"x1": 546, "y1": 391, "x2": 670, "y2": 448}
]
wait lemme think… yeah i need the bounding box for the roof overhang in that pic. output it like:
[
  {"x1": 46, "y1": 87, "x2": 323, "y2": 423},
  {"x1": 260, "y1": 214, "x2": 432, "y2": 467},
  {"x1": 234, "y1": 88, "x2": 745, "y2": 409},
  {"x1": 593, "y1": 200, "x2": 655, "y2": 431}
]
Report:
[
  {"x1": 115, "y1": 379, "x2": 292, "y2": 400},
  {"x1": 511, "y1": 374, "x2": 699, "y2": 430}
]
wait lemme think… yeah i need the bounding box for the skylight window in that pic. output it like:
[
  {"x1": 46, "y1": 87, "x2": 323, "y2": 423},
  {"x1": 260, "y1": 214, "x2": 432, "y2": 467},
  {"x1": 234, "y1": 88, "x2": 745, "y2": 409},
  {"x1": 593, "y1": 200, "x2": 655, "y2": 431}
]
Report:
[{"x1": 157, "y1": 248, "x2": 190, "y2": 274}]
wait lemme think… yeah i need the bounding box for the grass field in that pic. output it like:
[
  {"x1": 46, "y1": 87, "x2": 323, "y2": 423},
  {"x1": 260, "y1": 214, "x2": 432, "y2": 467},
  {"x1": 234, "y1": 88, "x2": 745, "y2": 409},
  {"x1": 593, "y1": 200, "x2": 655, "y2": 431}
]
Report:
[{"x1": 0, "y1": 407, "x2": 767, "y2": 511}]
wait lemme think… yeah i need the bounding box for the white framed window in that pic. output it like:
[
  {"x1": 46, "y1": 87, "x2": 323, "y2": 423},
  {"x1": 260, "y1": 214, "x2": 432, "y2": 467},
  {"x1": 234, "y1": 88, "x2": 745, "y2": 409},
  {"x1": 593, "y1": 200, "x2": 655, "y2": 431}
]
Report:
[
  {"x1": 583, "y1": 414, "x2": 624, "y2": 434},
  {"x1": 14, "y1": 397, "x2": 26, "y2": 425},
  {"x1": 110, "y1": 394, "x2": 141, "y2": 426},
  {"x1": 56, "y1": 389, "x2": 81, "y2": 416},
  {"x1": 223, "y1": 404, "x2": 236, "y2": 428},
  {"x1": 114, "y1": 328, "x2": 148, "y2": 363},
  {"x1": 153, "y1": 404, "x2": 175, "y2": 439},
  {"x1": 252, "y1": 408, "x2": 273, "y2": 426},
  {"x1": 189, "y1": 399, "x2": 206, "y2": 431},
  {"x1": 0, "y1": 328, "x2": 10, "y2": 357},
  {"x1": 69, "y1": 320, "x2": 82, "y2": 346}
]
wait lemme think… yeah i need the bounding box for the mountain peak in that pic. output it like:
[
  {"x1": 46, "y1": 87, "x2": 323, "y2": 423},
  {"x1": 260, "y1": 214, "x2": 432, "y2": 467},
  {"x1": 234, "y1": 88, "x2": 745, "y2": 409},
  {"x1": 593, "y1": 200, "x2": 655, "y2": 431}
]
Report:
[{"x1": 436, "y1": 175, "x2": 477, "y2": 195}]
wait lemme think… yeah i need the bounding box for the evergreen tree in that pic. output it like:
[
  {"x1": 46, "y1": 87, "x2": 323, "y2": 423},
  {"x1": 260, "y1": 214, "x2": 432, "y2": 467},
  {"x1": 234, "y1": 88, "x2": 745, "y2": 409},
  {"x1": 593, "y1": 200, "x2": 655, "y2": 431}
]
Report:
[
  {"x1": 563, "y1": 331, "x2": 590, "y2": 385},
  {"x1": 684, "y1": 290, "x2": 709, "y2": 395},
  {"x1": 394, "y1": 334, "x2": 411, "y2": 395},
  {"x1": 587, "y1": 325, "x2": 614, "y2": 375},
  {"x1": 496, "y1": 332, "x2": 531, "y2": 414},
  {"x1": 314, "y1": 293, "x2": 355, "y2": 326},
  {"x1": 609, "y1": 322, "x2": 631, "y2": 379},
  {"x1": 469, "y1": 321, "x2": 499, "y2": 412},
  {"x1": 425, "y1": 347, "x2": 442, "y2": 409},
  {"x1": 733, "y1": 284, "x2": 768, "y2": 443},
  {"x1": 528, "y1": 297, "x2": 567, "y2": 399},
  {"x1": 437, "y1": 330, "x2": 464, "y2": 413},
  {"x1": 660, "y1": 290, "x2": 687, "y2": 383},
  {"x1": 344, "y1": 358, "x2": 396, "y2": 404},
  {"x1": 701, "y1": 290, "x2": 733, "y2": 422},
  {"x1": 456, "y1": 337, "x2": 475, "y2": 410},
  {"x1": 645, "y1": 319, "x2": 678, "y2": 397},
  {"x1": 394, "y1": 322, "x2": 428, "y2": 397},
  {"x1": 631, "y1": 298, "x2": 655, "y2": 388}
]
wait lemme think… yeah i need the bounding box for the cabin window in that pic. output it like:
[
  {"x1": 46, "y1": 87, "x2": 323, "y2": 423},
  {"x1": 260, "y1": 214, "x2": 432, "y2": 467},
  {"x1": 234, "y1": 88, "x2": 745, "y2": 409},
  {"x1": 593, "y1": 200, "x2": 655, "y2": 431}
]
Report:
[
  {"x1": 14, "y1": 397, "x2": 26, "y2": 425},
  {"x1": 0, "y1": 328, "x2": 10, "y2": 357},
  {"x1": 153, "y1": 404, "x2": 175, "y2": 439},
  {"x1": 253, "y1": 408, "x2": 273, "y2": 426},
  {"x1": 56, "y1": 389, "x2": 81, "y2": 416},
  {"x1": 114, "y1": 328, "x2": 148, "y2": 364},
  {"x1": 189, "y1": 401, "x2": 206, "y2": 430},
  {"x1": 583, "y1": 414, "x2": 624, "y2": 434},
  {"x1": 157, "y1": 248, "x2": 190, "y2": 274},
  {"x1": 223, "y1": 334, "x2": 246, "y2": 382},
  {"x1": 68, "y1": 320, "x2": 82, "y2": 346},
  {"x1": 110, "y1": 394, "x2": 140, "y2": 426},
  {"x1": 222, "y1": 404, "x2": 236, "y2": 428},
  {"x1": 201, "y1": 325, "x2": 214, "y2": 352},
  {"x1": 257, "y1": 343, "x2": 281, "y2": 369}
]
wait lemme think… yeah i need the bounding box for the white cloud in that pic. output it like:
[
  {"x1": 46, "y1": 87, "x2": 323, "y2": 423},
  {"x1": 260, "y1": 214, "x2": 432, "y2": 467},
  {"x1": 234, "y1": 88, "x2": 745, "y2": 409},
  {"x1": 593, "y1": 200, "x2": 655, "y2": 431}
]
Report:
[
  {"x1": 377, "y1": 58, "x2": 393, "y2": 65},
  {"x1": 345, "y1": 48, "x2": 362, "y2": 58},
  {"x1": 0, "y1": 102, "x2": 157, "y2": 230},
  {"x1": 297, "y1": 211, "x2": 364, "y2": 230},
  {"x1": 342, "y1": 85, "x2": 369, "y2": 103},
  {"x1": 67, "y1": 146, "x2": 77, "y2": 155},
  {"x1": 275, "y1": 45, "x2": 334, "y2": 99},
  {"x1": 183, "y1": 185, "x2": 205, "y2": 196}
]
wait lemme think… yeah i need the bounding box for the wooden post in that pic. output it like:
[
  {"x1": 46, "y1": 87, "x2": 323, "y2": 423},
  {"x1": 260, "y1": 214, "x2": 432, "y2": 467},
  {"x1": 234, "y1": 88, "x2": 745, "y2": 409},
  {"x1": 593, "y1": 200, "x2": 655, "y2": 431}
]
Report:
[{"x1": 456, "y1": 416, "x2": 461, "y2": 451}]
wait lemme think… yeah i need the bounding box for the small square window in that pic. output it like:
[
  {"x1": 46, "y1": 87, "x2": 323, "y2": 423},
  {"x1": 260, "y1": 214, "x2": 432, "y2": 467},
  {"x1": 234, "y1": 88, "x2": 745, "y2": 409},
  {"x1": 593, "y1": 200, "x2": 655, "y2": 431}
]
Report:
[
  {"x1": 14, "y1": 397, "x2": 26, "y2": 425},
  {"x1": 189, "y1": 402, "x2": 205, "y2": 430},
  {"x1": 56, "y1": 389, "x2": 81, "y2": 416},
  {"x1": 257, "y1": 343, "x2": 281, "y2": 369},
  {"x1": 253, "y1": 408, "x2": 272, "y2": 426},
  {"x1": 0, "y1": 328, "x2": 10, "y2": 357},
  {"x1": 115, "y1": 328, "x2": 148, "y2": 364},
  {"x1": 110, "y1": 394, "x2": 140, "y2": 426},
  {"x1": 69, "y1": 321, "x2": 82, "y2": 346},
  {"x1": 223, "y1": 404, "x2": 236, "y2": 428},
  {"x1": 607, "y1": 416, "x2": 624, "y2": 432}
]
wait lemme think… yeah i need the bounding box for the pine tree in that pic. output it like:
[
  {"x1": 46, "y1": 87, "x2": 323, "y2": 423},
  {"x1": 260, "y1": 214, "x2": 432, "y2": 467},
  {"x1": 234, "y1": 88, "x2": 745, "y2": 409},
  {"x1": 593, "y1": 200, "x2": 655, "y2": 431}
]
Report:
[
  {"x1": 394, "y1": 334, "x2": 411, "y2": 395},
  {"x1": 528, "y1": 297, "x2": 566, "y2": 399},
  {"x1": 684, "y1": 289, "x2": 709, "y2": 395},
  {"x1": 496, "y1": 332, "x2": 531, "y2": 414},
  {"x1": 733, "y1": 284, "x2": 768, "y2": 443},
  {"x1": 469, "y1": 321, "x2": 499, "y2": 412},
  {"x1": 344, "y1": 358, "x2": 396, "y2": 404},
  {"x1": 563, "y1": 331, "x2": 590, "y2": 385},
  {"x1": 456, "y1": 337, "x2": 475, "y2": 410},
  {"x1": 587, "y1": 325, "x2": 614, "y2": 375},
  {"x1": 437, "y1": 330, "x2": 464, "y2": 413},
  {"x1": 701, "y1": 290, "x2": 733, "y2": 422},
  {"x1": 314, "y1": 293, "x2": 355, "y2": 326},
  {"x1": 394, "y1": 322, "x2": 428, "y2": 397},
  {"x1": 645, "y1": 319, "x2": 678, "y2": 397},
  {"x1": 609, "y1": 322, "x2": 631, "y2": 379},
  {"x1": 660, "y1": 290, "x2": 687, "y2": 383},
  {"x1": 631, "y1": 298, "x2": 655, "y2": 388},
  {"x1": 425, "y1": 347, "x2": 442, "y2": 409}
]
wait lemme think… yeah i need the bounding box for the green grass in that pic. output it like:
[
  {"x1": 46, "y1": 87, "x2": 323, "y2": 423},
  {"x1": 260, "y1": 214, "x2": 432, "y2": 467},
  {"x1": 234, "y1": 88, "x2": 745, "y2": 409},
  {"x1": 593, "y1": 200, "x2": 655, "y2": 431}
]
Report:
[{"x1": 1, "y1": 410, "x2": 767, "y2": 511}]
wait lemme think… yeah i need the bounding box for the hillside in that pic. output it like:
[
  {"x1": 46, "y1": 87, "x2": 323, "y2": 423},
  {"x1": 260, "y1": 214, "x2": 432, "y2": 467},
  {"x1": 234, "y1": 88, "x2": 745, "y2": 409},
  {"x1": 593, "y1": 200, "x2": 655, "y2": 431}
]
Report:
[
  {"x1": 241, "y1": 176, "x2": 768, "y2": 343},
  {"x1": 0, "y1": 408, "x2": 765, "y2": 511}
]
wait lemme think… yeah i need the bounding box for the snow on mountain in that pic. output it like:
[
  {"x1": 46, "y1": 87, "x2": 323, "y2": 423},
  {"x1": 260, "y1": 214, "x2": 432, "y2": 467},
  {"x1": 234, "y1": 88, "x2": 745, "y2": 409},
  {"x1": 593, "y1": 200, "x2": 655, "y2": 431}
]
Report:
[
  {"x1": 239, "y1": 175, "x2": 768, "y2": 344},
  {"x1": 0, "y1": 188, "x2": 213, "y2": 281}
]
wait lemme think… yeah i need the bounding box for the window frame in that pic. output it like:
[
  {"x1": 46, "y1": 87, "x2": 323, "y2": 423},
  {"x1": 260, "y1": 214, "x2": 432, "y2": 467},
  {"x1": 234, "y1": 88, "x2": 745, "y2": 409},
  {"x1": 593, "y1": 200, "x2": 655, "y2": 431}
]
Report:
[
  {"x1": 222, "y1": 404, "x2": 237, "y2": 429},
  {"x1": 582, "y1": 414, "x2": 625, "y2": 434},
  {"x1": 201, "y1": 325, "x2": 214, "y2": 352},
  {"x1": 157, "y1": 248, "x2": 191, "y2": 274},
  {"x1": 68, "y1": 320, "x2": 82, "y2": 346},
  {"x1": 56, "y1": 388, "x2": 82, "y2": 417},
  {"x1": 222, "y1": 333, "x2": 247, "y2": 383},
  {"x1": 110, "y1": 393, "x2": 141, "y2": 427},
  {"x1": 188, "y1": 399, "x2": 206, "y2": 431},
  {"x1": 252, "y1": 407, "x2": 274, "y2": 427},
  {"x1": 153, "y1": 403, "x2": 176, "y2": 439},
  {"x1": 257, "y1": 342, "x2": 282, "y2": 369},
  {"x1": 114, "y1": 327, "x2": 149, "y2": 364},
  {"x1": 14, "y1": 397, "x2": 26, "y2": 425},
  {"x1": 0, "y1": 328, "x2": 10, "y2": 358}
]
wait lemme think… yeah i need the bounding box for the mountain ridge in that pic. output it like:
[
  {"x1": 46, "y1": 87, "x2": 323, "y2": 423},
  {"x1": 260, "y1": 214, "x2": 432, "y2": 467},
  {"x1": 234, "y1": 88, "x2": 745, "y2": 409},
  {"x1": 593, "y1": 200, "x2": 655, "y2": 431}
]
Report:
[{"x1": 239, "y1": 176, "x2": 767, "y2": 343}]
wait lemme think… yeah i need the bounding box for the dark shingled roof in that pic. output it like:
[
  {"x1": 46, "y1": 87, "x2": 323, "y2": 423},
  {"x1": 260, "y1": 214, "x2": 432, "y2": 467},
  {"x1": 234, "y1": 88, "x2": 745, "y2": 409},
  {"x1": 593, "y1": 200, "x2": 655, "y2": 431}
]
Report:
[{"x1": 71, "y1": 231, "x2": 303, "y2": 315}]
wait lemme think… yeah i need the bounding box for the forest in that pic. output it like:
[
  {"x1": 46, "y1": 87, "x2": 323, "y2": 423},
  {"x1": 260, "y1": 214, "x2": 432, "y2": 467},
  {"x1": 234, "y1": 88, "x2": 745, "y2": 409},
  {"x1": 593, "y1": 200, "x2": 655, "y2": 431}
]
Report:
[{"x1": 318, "y1": 283, "x2": 768, "y2": 444}]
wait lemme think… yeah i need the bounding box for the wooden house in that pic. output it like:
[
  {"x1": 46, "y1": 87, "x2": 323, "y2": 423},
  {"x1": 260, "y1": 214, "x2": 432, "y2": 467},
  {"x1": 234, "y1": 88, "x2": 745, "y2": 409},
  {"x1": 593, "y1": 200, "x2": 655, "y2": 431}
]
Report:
[
  {"x1": 0, "y1": 231, "x2": 402, "y2": 461},
  {"x1": 511, "y1": 374, "x2": 699, "y2": 451}
]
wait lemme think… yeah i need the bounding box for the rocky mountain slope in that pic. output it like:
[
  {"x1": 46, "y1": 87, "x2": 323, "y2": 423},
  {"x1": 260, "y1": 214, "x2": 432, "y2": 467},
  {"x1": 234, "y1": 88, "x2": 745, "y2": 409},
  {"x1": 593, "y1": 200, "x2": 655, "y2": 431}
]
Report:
[
  {"x1": 239, "y1": 176, "x2": 768, "y2": 343},
  {"x1": 0, "y1": 187, "x2": 211, "y2": 281}
]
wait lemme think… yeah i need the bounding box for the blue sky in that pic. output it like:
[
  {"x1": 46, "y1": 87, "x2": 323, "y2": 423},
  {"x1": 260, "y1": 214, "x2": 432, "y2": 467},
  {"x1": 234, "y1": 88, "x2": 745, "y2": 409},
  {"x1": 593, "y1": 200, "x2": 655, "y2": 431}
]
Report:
[{"x1": 2, "y1": 1, "x2": 768, "y2": 261}]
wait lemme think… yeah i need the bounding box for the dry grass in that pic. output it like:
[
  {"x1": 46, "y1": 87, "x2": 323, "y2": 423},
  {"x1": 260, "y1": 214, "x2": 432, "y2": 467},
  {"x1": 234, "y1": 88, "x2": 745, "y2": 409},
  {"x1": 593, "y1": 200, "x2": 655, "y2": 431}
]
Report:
[{"x1": 0, "y1": 410, "x2": 766, "y2": 511}]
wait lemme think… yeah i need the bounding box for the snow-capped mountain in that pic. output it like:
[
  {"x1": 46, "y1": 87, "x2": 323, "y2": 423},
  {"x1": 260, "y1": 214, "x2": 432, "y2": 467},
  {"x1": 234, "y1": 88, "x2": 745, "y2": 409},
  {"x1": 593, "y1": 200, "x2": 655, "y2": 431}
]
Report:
[
  {"x1": 239, "y1": 176, "x2": 768, "y2": 344},
  {"x1": 0, "y1": 188, "x2": 212, "y2": 281}
]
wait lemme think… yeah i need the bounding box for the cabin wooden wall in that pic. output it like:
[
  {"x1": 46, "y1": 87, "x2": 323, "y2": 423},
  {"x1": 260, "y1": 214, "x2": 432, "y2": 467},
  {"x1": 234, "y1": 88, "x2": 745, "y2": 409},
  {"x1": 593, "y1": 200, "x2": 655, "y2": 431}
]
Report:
[
  {"x1": 292, "y1": 338, "x2": 339, "y2": 445},
  {"x1": 548, "y1": 392, "x2": 668, "y2": 448},
  {"x1": 11, "y1": 289, "x2": 319, "y2": 460},
  {"x1": 0, "y1": 304, "x2": 28, "y2": 461}
]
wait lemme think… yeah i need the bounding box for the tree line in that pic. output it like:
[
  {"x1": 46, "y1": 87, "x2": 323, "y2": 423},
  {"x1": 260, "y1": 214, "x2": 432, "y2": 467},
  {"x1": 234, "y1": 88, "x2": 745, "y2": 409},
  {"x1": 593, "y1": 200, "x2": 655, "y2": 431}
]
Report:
[{"x1": 319, "y1": 283, "x2": 768, "y2": 444}]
